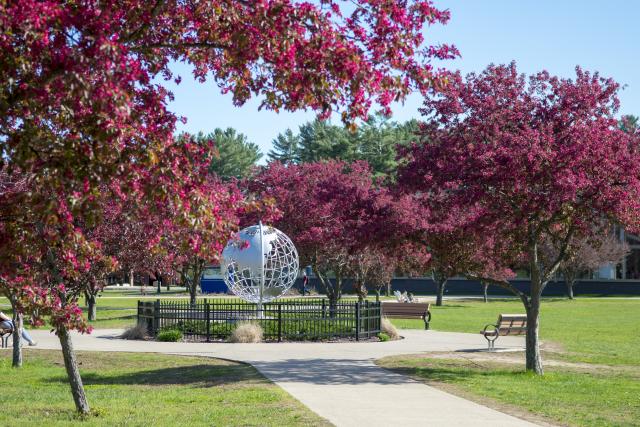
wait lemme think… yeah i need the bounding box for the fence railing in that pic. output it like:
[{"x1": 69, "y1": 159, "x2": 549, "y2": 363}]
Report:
[{"x1": 137, "y1": 298, "x2": 381, "y2": 342}]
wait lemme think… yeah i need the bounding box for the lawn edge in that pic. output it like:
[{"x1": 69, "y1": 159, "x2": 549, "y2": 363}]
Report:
[{"x1": 374, "y1": 356, "x2": 565, "y2": 427}]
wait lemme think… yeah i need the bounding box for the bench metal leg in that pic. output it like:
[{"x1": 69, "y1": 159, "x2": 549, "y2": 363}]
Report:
[{"x1": 484, "y1": 335, "x2": 498, "y2": 351}]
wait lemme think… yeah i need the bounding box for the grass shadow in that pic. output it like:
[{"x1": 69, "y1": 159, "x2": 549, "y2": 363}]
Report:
[
  {"x1": 378, "y1": 358, "x2": 527, "y2": 384},
  {"x1": 47, "y1": 363, "x2": 264, "y2": 388}
]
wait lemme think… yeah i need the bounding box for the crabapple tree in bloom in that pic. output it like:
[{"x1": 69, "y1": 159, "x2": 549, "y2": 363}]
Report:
[
  {"x1": 81, "y1": 191, "x2": 176, "y2": 321},
  {"x1": 400, "y1": 63, "x2": 640, "y2": 374},
  {"x1": 157, "y1": 140, "x2": 244, "y2": 306},
  {"x1": 0, "y1": 0, "x2": 455, "y2": 412},
  {"x1": 0, "y1": 169, "x2": 36, "y2": 368},
  {"x1": 543, "y1": 229, "x2": 629, "y2": 299},
  {"x1": 249, "y1": 161, "x2": 418, "y2": 310}
]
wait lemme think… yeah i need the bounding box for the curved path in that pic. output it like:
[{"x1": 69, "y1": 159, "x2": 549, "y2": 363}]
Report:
[{"x1": 28, "y1": 328, "x2": 539, "y2": 427}]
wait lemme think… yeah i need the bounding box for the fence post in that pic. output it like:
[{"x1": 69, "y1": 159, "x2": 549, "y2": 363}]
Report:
[
  {"x1": 153, "y1": 299, "x2": 161, "y2": 336},
  {"x1": 355, "y1": 301, "x2": 360, "y2": 341},
  {"x1": 364, "y1": 300, "x2": 369, "y2": 338},
  {"x1": 322, "y1": 299, "x2": 326, "y2": 319},
  {"x1": 278, "y1": 303, "x2": 282, "y2": 342},
  {"x1": 205, "y1": 301, "x2": 211, "y2": 342}
]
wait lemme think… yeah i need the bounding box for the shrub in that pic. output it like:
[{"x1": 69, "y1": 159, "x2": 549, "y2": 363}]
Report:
[
  {"x1": 120, "y1": 323, "x2": 149, "y2": 340},
  {"x1": 381, "y1": 317, "x2": 400, "y2": 340},
  {"x1": 175, "y1": 320, "x2": 206, "y2": 334},
  {"x1": 378, "y1": 332, "x2": 390, "y2": 342},
  {"x1": 157, "y1": 328, "x2": 182, "y2": 342},
  {"x1": 229, "y1": 322, "x2": 263, "y2": 343}
]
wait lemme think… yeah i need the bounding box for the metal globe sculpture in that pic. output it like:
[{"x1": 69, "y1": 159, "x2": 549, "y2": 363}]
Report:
[{"x1": 221, "y1": 223, "x2": 299, "y2": 308}]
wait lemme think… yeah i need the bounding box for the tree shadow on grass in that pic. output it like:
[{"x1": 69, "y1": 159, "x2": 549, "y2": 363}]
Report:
[
  {"x1": 379, "y1": 360, "x2": 525, "y2": 384},
  {"x1": 46, "y1": 364, "x2": 264, "y2": 388}
]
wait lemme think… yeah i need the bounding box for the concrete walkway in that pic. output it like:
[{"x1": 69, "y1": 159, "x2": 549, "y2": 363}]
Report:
[{"x1": 27, "y1": 328, "x2": 539, "y2": 427}]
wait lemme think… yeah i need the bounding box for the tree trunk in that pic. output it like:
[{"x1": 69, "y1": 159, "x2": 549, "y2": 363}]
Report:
[
  {"x1": 58, "y1": 326, "x2": 91, "y2": 414},
  {"x1": 432, "y1": 272, "x2": 448, "y2": 307},
  {"x1": 189, "y1": 280, "x2": 197, "y2": 306},
  {"x1": 328, "y1": 291, "x2": 339, "y2": 318},
  {"x1": 482, "y1": 282, "x2": 489, "y2": 303},
  {"x1": 86, "y1": 294, "x2": 97, "y2": 321},
  {"x1": 566, "y1": 281, "x2": 574, "y2": 300},
  {"x1": 192, "y1": 265, "x2": 203, "y2": 307},
  {"x1": 129, "y1": 270, "x2": 134, "y2": 286},
  {"x1": 386, "y1": 281, "x2": 391, "y2": 297},
  {"x1": 524, "y1": 294, "x2": 544, "y2": 374},
  {"x1": 186, "y1": 261, "x2": 204, "y2": 307},
  {"x1": 314, "y1": 267, "x2": 341, "y2": 318},
  {"x1": 10, "y1": 296, "x2": 23, "y2": 368},
  {"x1": 526, "y1": 240, "x2": 544, "y2": 375},
  {"x1": 561, "y1": 268, "x2": 576, "y2": 300},
  {"x1": 354, "y1": 278, "x2": 367, "y2": 301}
]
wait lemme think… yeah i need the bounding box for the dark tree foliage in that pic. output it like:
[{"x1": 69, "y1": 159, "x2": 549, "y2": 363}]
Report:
[
  {"x1": 268, "y1": 114, "x2": 418, "y2": 178},
  {"x1": 619, "y1": 115, "x2": 639, "y2": 134},
  {"x1": 190, "y1": 129, "x2": 262, "y2": 180},
  {"x1": 268, "y1": 129, "x2": 300, "y2": 164}
]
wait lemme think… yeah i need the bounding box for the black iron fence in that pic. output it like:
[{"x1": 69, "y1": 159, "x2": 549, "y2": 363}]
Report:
[{"x1": 137, "y1": 298, "x2": 381, "y2": 342}]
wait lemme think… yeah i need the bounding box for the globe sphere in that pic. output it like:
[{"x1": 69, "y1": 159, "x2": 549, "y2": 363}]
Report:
[{"x1": 221, "y1": 224, "x2": 299, "y2": 303}]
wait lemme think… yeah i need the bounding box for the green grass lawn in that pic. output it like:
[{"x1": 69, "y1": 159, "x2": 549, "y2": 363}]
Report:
[
  {"x1": 382, "y1": 297, "x2": 640, "y2": 426},
  {"x1": 0, "y1": 291, "x2": 214, "y2": 329},
  {"x1": 377, "y1": 356, "x2": 640, "y2": 427},
  {"x1": 0, "y1": 291, "x2": 361, "y2": 330},
  {"x1": 3, "y1": 295, "x2": 638, "y2": 365},
  {"x1": 0, "y1": 350, "x2": 329, "y2": 427},
  {"x1": 390, "y1": 298, "x2": 640, "y2": 366}
]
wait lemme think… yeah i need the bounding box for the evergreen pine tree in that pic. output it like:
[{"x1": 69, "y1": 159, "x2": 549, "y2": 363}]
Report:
[
  {"x1": 268, "y1": 129, "x2": 300, "y2": 164},
  {"x1": 190, "y1": 129, "x2": 262, "y2": 180}
]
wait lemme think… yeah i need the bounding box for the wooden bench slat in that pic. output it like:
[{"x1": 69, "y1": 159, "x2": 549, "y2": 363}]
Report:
[
  {"x1": 498, "y1": 328, "x2": 527, "y2": 334},
  {"x1": 482, "y1": 313, "x2": 527, "y2": 348},
  {"x1": 381, "y1": 303, "x2": 431, "y2": 330},
  {"x1": 498, "y1": 322, "x2": 526, "y2": 327}
]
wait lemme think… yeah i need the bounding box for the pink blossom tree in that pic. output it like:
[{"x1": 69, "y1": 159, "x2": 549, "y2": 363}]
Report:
[
  {"x1": 249, "y1": 161, "x2": 372, "y2": 311},
  {"x1": 366, "y1": 242, "x2": 431, "y2": 298},
  {"x1": 0, "y1": 168, "x2": 32, "y2": 367},
  {"x1": 549, "y1": 230, "x2": 629, "y2": 299},
  {"x1": 1, "y1": 0, "x2": 455, "y2": 412},
  {"x1": 249, "y1": 161, "x2": 415, "y2": 310},
  {"x1": 400, "y1": 63, "x2": 640, "y2": 374},
  {"x1": 81, "y1": 193, "x2": 173, "y2": 321},
  {"x1": 396, "y1": 189, "x2": 515, "y2": 306},
  {"x1": 161, "y1": 176, "x2": 243, "y2": 307}
]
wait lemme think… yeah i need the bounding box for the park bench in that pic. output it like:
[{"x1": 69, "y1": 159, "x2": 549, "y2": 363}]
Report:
[
  {"x1": 481, "y1": 314, "x2": 527, "y2": 350},
  {"x1": 382, "y1": 302, "x2": 431, "y2": 330},
  {"x1": 0, "y1": 324, "x2": 13, "y2": 348}
]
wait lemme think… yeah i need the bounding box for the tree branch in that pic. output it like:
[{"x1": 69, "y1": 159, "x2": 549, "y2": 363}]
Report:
[
  {"x1": 466, "y1": 273, "x2": 528, "y2": 303},
  {"x1": 123, "y1": 0, "x2": 166, "y2": 43},
  {"x1": 543, "y1": 223, "x2": 576, "y2": 283}
]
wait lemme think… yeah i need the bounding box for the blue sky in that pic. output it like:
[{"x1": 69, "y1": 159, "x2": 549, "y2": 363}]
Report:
[{"x1": 165, "y1": 0, "x2": 640, "y2": 157}]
